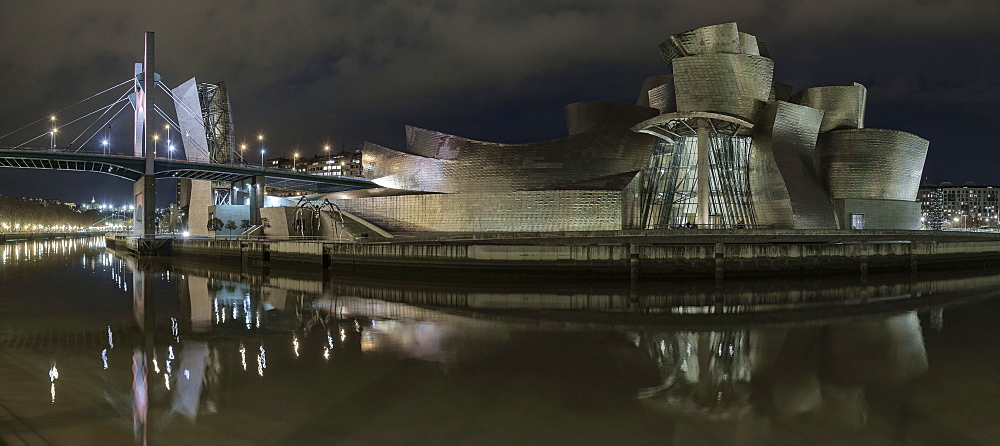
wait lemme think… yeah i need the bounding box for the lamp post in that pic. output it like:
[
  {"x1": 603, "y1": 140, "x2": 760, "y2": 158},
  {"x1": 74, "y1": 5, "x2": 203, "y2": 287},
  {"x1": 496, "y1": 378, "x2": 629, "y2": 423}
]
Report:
[
  {"x1": 164, "y1": 124, "x2": 171, "y2": 151},
  {"x1": 49, "y1": 115, "x2": 57, "y2": 148},
  {"x1": 168, "y1": 144, "x2": 175, "y2": 160},
  {"x1": 153, "y1": 134, "x2": 159, "y2": 158},
  {"x1": 240, "y1": 144, "x2": 247, "y2": 165},
  {"x1": 293, "y1": 153, "x2": 299, "y2": 172},
  {"x1": 101, "y1": 139, "x2": 109, "y2": 155},
  {"x1": 258, "y1": 134, "x2": 264, "y2": 167},
  {"x1": 324, "y1": 145, "x2": 331, "y2": 162}
]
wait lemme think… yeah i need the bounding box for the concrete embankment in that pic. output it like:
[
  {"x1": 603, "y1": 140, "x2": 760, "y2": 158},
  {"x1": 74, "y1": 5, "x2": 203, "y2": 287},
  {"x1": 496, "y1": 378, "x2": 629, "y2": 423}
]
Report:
[{"x1": 106, "y1": 229, "x2": 1000, "y2": 280}]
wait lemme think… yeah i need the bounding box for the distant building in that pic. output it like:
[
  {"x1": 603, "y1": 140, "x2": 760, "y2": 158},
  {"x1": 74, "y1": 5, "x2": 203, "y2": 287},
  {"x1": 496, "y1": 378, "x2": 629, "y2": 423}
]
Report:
[
  {"x1": 302, "y1": 151, "x2": 363, "y2": 177},
  {"x1": 917, "y1": 183, "x2": 999, "y2": 228},
  {"x1": 265, "y1": 157, "x2": 293, "y2": 170},
  {"x1": 266, "y1": 150, "x2": 363, "y2": 177}
]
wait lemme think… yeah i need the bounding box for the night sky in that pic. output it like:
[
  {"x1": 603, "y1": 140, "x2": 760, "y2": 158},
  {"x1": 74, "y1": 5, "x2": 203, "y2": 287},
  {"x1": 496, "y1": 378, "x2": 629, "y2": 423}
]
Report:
[{"x1": 1, "y1": 0, "x2": 998, "y2": 206}]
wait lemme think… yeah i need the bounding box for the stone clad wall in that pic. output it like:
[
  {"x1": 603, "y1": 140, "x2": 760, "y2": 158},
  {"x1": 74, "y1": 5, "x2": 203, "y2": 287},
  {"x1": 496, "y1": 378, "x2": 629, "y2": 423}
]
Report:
[{"x1": 334, "y1": 190, "x2": 624, "y2": 232}]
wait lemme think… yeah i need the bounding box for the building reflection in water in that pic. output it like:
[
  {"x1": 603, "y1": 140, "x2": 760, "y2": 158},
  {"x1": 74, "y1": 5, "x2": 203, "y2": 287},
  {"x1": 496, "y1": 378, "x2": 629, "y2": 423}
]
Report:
[
  {"x1": 634, "y1": 312, "x2": 928, "y2": 442},
  {"x1": 5, "y1": 238, "x2": 996, "y2": 443}
]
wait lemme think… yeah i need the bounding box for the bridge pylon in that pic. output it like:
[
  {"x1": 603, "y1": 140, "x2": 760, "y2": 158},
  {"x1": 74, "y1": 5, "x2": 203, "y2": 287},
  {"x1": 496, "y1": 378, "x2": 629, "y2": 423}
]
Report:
[{"x1": 133, "y1": 31, "x2": 157, "y2": 237}]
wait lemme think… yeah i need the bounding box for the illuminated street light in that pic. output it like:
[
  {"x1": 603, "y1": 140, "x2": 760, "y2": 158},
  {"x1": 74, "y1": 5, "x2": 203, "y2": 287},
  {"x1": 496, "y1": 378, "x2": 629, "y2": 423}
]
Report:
[
  {"x1": 168, "y1": 145, "x2": 175, "y2": 160},
  {"x1": 50, "y1": 128, "x2": 57, "y2": 149},
  {"x1": 164, "y1": 124, "x2": 171, "y2": 153},
  {"x1": 324, "y1": 145, "x2": 331, "y2": 162},
  {"x1": 101, "y1": 139, "x2": 109, "y2": 155},
  {"x1": 293, "y1": 153, "x2": 299, "y2": 172},
  {"x1": 240, "y1": 144, "x2": 247, "y2": 165},
  {"x1": 153, "y1": 134, "x2": 159, "y2": 157},
  {"x1": 258, "y1": 135, "x2": 265, "y2": 167}
]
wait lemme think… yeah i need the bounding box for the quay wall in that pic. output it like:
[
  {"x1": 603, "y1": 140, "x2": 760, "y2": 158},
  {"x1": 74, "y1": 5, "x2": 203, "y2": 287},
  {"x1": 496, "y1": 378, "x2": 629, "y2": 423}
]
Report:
[
  {"x1": 108, "y1": 233, "x2": 1000, "y2": 279},
  {"x1": 326, "y1": 239, "x2": 1000, "y2": 278}
]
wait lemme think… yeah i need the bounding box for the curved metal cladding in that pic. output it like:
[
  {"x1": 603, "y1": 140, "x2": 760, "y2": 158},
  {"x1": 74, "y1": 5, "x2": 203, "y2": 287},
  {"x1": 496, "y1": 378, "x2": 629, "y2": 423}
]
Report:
[
  {"x1": 637, "y1": 75, "x2": 673, "y2": 107},
  {"x1": 672, "y1": 53, "x2": 774, "y2": 122},
  {"x1": 360, "y1": 141, "x2": 447, "y2": 192},
  {"x1": 749, "y1": 101, "x2": 839, "y2": 229},
  {"x1": 658, "y1": 22, "x2": 742, "y2": 64},
  {"x1": 647, "y1": 83, "x2": 677, "y2": 114},
  {"x1": 564, "y1": 102, "x2": 659, "y2": 135},
  {"x1": 815, "y1": 129, "x2": 929, "y2": 202},
  {"x1": 362, "y1": 126, "x2": 655, "y2": 193},
  {"x1": 789, "y1": 83, "x2": 867, "y2": 133},
  {"x1": 738, "y1": 32, "x2": 760, "y2": 56}
]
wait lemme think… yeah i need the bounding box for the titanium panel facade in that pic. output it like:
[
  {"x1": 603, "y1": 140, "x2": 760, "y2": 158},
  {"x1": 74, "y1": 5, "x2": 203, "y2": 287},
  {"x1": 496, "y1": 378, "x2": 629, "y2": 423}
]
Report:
[
  {"x1": 564, "y1": 101, "x2": 658, "y2": 135},
  {"x1": 789, "y1": 83, "x2": 867, "y2": 132},
  {"x1": 658, "y1": 22, "x2": 743, "y2": 64},
  {"x1": 750, "y1": 101, "x2": 838, "y2": 229},
  {"x1": 834, "y1": 199, "x2": 921, "y2": 230},
  {"x1": 637, "y1": 75, "x2": 673, "y2": 107},
  {"x1": 647, "y1": 83, "x2": 677, "y2": 114},
  {"x1": 363, "y1": 127, "x2": 656, "y2": 193},
  {"x1": 672, "y1": 54, "x2": 774, "y2": 122},
  {"x1": 333, "y1": 190, "x2": 623, "y2": 232},
  {"x1": 816, "y1": 129, "x2": 929, "y2": 201},
  {"x1": 172, "y1": 78, "x2": 211, "y2": 163},
  {"x1": 738, "y1": 32, "x2": 760, "y2": 56}
]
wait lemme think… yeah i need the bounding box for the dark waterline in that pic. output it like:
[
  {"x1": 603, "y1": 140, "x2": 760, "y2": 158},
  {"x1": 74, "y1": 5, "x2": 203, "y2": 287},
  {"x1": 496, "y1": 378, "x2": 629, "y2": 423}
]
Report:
[{"x1": 1, "y1": 237, "x2": 999, "y2": 444}]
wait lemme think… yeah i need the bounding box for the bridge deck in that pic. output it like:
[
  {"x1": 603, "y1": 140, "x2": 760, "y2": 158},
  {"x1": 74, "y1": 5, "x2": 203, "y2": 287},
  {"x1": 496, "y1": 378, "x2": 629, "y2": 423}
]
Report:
[{"x1": 0, "y1": 147, "x2": 377, "y2": 193}]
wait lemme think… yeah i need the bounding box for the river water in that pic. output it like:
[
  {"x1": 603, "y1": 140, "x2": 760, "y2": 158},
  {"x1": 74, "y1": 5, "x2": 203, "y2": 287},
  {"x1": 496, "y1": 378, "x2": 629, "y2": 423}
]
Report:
[{"x1": 1, "y1": 237, "x2": 999, "y2": 444}]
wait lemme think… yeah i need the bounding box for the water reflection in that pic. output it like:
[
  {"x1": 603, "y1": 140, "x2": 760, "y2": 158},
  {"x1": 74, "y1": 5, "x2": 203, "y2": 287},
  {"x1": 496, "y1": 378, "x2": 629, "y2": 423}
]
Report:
[{"x1": 0, "y1": 237, "x2": 998, "y2": 443}]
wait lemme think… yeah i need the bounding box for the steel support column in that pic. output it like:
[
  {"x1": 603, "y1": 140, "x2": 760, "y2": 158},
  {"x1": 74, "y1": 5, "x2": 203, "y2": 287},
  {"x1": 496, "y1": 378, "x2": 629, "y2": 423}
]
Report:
[{"x1": 696, "y1": 122, "x2": 711, "y2": 227}]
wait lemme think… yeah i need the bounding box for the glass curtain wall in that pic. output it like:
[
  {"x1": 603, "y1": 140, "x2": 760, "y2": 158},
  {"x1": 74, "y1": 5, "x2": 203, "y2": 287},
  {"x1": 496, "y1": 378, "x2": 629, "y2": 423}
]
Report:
[{"x1": 628, "y1": 133, "x2": 755, "y2": 229}]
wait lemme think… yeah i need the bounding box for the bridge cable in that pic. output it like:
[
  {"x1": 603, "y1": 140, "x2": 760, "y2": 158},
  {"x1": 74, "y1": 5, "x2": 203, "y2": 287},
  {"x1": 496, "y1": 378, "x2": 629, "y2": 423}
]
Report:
[
  {"x1": 69, "y1": 90, "x2": 132, "y2": 151},
  {"x1": 0, "y1": 78, "x2": 133, "y2": 141},
  {"x1": 74, "y1": 101, "x2": 132, "y2": 154},
  {"x1": 153, "y1": 84, "x2": 214, "y2": 160},
  {"x1": 156, "y1": 82, "x2": 208, "y2": 133},
  {"x1": 12, "y1": 100, "x2": 123, "y2": 149},
  {"x1": 153, "y1": 105, "x2": 210, "y2": 160},
  {"x1": 152, "y1": 104, "x2": 212, "y2": 161}
]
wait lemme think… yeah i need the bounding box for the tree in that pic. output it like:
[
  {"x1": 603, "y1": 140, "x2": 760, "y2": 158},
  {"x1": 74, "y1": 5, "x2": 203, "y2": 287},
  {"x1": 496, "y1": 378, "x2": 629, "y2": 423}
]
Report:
[
  {"x1": 224, "y1": 220, "x2": 238, "y2": 231},
  {"x1": 207, "y1": 217, "x2": 224, "y2": 232},
  {"x1": 240, "y1": 219, "x2": 251, "y2": 229}
]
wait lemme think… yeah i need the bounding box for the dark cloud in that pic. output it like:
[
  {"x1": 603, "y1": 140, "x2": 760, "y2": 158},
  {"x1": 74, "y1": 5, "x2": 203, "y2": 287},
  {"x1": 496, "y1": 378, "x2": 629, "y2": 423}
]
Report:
[{"x1": 1, "y1": 0, "x2": 998, "y2": 204}]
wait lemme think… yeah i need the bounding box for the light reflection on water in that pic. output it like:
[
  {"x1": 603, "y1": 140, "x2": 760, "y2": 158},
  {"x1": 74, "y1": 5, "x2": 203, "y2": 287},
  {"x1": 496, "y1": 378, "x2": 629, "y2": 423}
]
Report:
[{"x1": 0, "y1": 236, "x2": 998, "y2": 444}]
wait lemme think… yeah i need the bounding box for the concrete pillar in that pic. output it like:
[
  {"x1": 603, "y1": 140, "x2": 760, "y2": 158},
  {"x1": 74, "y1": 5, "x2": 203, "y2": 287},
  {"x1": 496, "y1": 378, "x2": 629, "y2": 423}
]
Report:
[
  {"x1": 143, "y1": 32, "x2": 155, "y2": 175},
  {"x1": 696, "y1": 122, "x2": 711, "y2": 227},
  {"x1": 133, "y1": 175, "x2": 156, "y2": 236},
  {"x1": 233, "y1": 175, "x2": 265, "y2": 226},
  {"x1": 250, "y1": 175, "x2": 265, "y2": 226},
  {"x1": 133, "y1": 31, "x2": 157, "y2": 237}
]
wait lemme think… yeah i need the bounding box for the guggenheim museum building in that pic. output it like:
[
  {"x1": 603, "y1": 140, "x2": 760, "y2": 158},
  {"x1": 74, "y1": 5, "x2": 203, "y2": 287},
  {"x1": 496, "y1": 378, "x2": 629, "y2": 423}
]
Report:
[{"x1": 315, "y1": 22, "x2": 928, "y2": 233}]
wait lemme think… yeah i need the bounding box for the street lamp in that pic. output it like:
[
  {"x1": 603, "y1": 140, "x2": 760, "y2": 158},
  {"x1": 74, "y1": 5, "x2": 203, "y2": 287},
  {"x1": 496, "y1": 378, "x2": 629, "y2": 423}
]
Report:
[
  {"x1": 293, "y1": 152, "x2": 299, "y2": 172},
  {"x1": 240, "y1": 144, "x2": 247, "y2": 165},
  {"x1": 261, "y1": 149, "x2": 266, "y2": 168},
  {"x1": 49, "y1": 115, "x2": 58, "y2": 149},
  {"x1": 164, "y1": 124, "x2": 171, "y2": 151},
  {"x1": 324, "y1": 145, "x2": 331, "y2": 162},
  {"x1": 153, "y1": 134, "x2": 159, "y2": 157},
  {"x1": 168, "y1": 144, "x2": 175, "y2": 160},
  {"x1": 101, "y1": 139, "x2": 109, "y2": 155}
]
